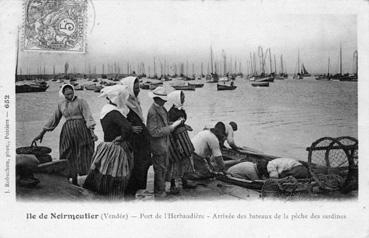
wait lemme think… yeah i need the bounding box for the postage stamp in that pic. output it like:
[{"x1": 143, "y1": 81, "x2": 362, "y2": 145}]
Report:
[{"x1": 23, "y1": 0, "x2": 87, "y2": 53}]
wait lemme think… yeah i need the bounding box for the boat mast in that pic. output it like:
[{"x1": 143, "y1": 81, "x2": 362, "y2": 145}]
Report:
[
  {"x1": 353, "y1": 50, "x2": 358, "y2": 75},
  {"x1": 234, "y1": 57, "x2": 237, "y2": 74},
  {"x1": 328, "y1": 57, "x2": 330, "y2": 75},
  {"x1": 210, "y1": 46, "x2": 214, "y2": 74},
  {"x1": 268, "y1": 49, "x2": 272, "y2": 74},
  {"x1": 280, "y1": 55, "x2": 284, "y2": 74},
  {"x1": 252, "y1": 52, "x2": 254, "y2": 74},
  {"x1": 274, "y1": 54, "x2": 277, "y2": 74},
  {"x1": 245, "y1": 60, "x2": 248, "y2": 76},
  {"x1": 163, "y1": 61, "x2": 165, "y2": 76},
  {"x1": 297, "y1": 49, "x2": 300, "y2": 74},
  {"x1": 248, "y1": 52, "x2": 254, "y2": 74},
  {"x1": 153, "y1": 57, "x2": 156, "y2": 77},
  {"x1": 230, "y1": 57, "x2": 232, "y2": 74},
  {"x1": 339, "y1": 43, "x2": 342, "y2": 75},
  {"x1": 222, "y1": 49, "x2": 226, "y2": 75},
  {"x1": 186, "y1": 60, "x2": 189, "y2": 77}
]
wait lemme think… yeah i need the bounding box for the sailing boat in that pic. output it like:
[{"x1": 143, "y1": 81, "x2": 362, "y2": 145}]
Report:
[
  {"x1": 293, "y1": 49, "x2": 311, "y2": 79},
  {"x1": 300, "y1": 64, "x2": 311, "y2": 77},
  {"x1": 275, "y1": 55, "x2": 288, "y2": 80},
  {"x1": 250, "y1": 47, "x2": 274, "y2": 82},
  {"x1": 329, "y1": 43, "x2": 352, "y2": 81},
  {"x1": 218, "y1": 50, "x2": 230, "y2": 82},
  {"x1": 206, "y1": 46, "x2": 219, "y2": 83},
  {"x1": 351, "y1": 50, "x2": 358, "y2": 81}
]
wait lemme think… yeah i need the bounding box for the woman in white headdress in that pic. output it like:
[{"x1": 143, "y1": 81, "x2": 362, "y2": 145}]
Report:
[
  {"x1": 166, "y1": 90, "x2": 196, "y2": 194},
  {"x1": 120, "y1": 76, "x2": 152, "y2": 196},
  {"x1": 83, "y1": 85, "x2": 133, "y2": 197},
  {"x1": 33, "y1": 84, "x2": 96, "y2": 186}
]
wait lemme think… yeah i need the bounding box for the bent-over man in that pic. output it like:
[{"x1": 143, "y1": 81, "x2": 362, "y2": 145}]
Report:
[{"x1": 191, "y1": 122, "x2": 227, "y2": 178}]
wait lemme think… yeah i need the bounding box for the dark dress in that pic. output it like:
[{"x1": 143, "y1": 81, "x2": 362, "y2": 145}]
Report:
[
  {"x1": 125, "y1": 110, "x2": 152, "y2": 195},
  {"x1": 166, "y1": 106, "x2": 195, "y2": 180},
  {"x1": 83, "y1": 110, "x2": 133, "y2": 197}
]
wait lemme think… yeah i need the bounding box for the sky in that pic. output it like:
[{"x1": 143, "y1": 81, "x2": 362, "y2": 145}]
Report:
[{"x1": 18, "y1": 1, "x2": 358, "y2": 75}]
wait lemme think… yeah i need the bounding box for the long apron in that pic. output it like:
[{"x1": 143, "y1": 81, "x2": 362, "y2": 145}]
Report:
[
  {"x1": 59, "y1": 119, "x2": 94, "y2": 177},
  {"x1": 83, "y1": 141, "x2": 133, "y2": 197}
]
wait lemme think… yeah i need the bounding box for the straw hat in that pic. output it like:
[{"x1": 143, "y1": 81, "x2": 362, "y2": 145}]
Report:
[{"x1": 148, "y1": 86, "x2": 168, "y2": 101}]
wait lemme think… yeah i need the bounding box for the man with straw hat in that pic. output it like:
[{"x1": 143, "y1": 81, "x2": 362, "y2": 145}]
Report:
[{"x1": 147, "y1": 86, "x2": 183, "y2": 198}]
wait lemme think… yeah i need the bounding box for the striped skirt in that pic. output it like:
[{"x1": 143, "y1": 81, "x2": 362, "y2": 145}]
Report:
[
  {"x1": 83, "y1": 141, "x2": 133, "y2": 197},
  {"x1": 169, "y1": 127, "x2": 195, "y2": 162},
  {"x1": 166, "y1": 127, "x2": 195, "y2": 180},
  {"x1": 59, "y1": 119, "x2": 94, "y2": 177}
]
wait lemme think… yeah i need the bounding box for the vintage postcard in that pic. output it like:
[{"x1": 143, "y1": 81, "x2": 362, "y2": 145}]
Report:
[{"x1": 0, "y1": 0, "x2": 369, "y2": 237}]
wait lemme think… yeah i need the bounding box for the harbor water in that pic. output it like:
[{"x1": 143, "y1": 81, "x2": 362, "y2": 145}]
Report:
[{"x1": 16, "y1": 78, "x2": 357, "y2": 161}]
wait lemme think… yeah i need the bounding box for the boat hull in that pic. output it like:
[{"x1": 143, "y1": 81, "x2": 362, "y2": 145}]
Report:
[
  {"x1": 217, "y1": 84, "x2": 237, "y2": 90},
  {"x1": 16, "y1": 84, "x2": 49, "y2": 93},
  {"x1": 188, "y1": 83, "x2": 204, "y2": 88},
  {"x1": 172, "y1": 85, "x2": 196, "y2": 91},
  {"x1": 251, "y1": 82, "x2": 269, "y2": 87},
  {"x1": 255, "y1": 77, "x2": 274, "y2": 82}
]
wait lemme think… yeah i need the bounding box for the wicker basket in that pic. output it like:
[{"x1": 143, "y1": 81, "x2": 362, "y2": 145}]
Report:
[{"x1": 16, "y1": 142, "x2": 52, "y2": 162}]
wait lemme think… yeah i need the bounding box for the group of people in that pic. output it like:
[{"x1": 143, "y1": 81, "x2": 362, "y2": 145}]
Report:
[
  {"x1": 32, "y1": 76, "x2": 240, "y2": 199},
  {"x1": 33, "y1": 77, "x2": 151, "y2": 197},
  {"x1": 32, "y1": 77, "x2": 309, "y2": 199}
]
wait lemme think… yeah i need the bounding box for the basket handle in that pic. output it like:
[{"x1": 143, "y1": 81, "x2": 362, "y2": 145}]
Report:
[{"x1": 31, "y1": 141, "x2": 38, "y2": 148}]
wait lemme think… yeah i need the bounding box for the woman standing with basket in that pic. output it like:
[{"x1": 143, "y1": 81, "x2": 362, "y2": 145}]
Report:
[{"x1": 32, "y1": 84, "x2": 97, "y2": 186}]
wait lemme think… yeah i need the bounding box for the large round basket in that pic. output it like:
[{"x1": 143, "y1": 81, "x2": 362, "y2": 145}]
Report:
[{"x1": 16, "y1": 142, "x2": 52, "y2": 157}]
